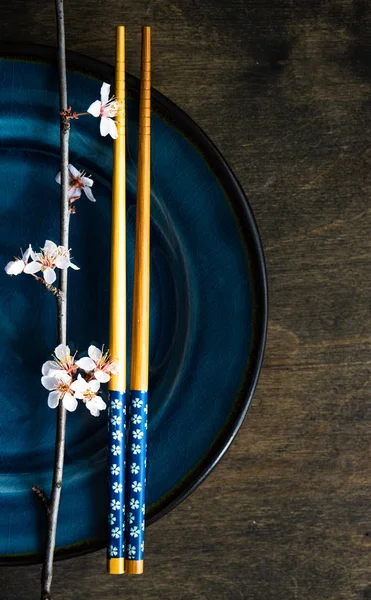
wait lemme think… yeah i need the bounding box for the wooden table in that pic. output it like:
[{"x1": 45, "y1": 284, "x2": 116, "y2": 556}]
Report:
[{"x1": 1, "y1": 1, "x2": 370, "y2": 598}]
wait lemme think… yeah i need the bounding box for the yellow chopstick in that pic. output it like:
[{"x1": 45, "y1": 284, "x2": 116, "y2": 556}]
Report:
[
  {"x1": 107, "y1": 24, "x2": 126, "y2": 576},
  {"x1": 130, "y1": 27, "x2": 151, "y2": 393},
  {"x1": 125, "y1": 25, "x2": 151, "y2": 575}
]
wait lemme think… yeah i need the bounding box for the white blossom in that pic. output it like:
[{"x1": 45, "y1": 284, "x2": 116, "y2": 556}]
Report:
[
  {"x1": 41, "y1": 373, "x2": 77, "y2": 412},
  {"x1": 76, "y1": 345, "x2": 119, "y2": 383},
  {"x1": 42, "y1": 344, "x2": 76, "y2": 382},
  {"x1": 87, "y1": 83, "x2": 119, "y2": 139},
  {"x1": 24, "y1": 240, "x2": 79, "y2": 285},
  {"x1": 85, "y1": 396, "x2": 107, "y2": 417},
  {"x1": 70, "y1": 374, "x2": 106, "y2": 417},
  {"x1": 4, "y1": 245, "x2": 32, "y2": 276},
  {"x1": 56, "y1": 164, "x2": 96, "y2": 203}
]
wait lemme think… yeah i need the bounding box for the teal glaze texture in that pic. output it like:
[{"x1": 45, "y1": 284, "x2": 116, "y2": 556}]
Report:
[{"x1": 0, "y1": 58, "x2": 254, "y2": 557}]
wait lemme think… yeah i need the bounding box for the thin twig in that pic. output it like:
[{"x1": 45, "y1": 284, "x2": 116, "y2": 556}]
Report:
[
  {"x1": 32, "y1": 487, "x2": 50, "y2": 515},
  {"x1": 40, "y1": 1, "x2": 71, "y2": 598},
  {"x1": 38, "y1": 279, "x2": 63, "y2": 298},
  {"x1": 60, "y1": 106, "x2": 89, "y2": 119}
]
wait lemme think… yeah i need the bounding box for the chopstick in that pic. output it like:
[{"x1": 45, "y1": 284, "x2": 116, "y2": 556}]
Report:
[
  {"x1": 107, "y1": 24, "x2": 126, "y2": 576},
  {"x1": 124, "y1": 25, "x2": 151, "y2": 575}
]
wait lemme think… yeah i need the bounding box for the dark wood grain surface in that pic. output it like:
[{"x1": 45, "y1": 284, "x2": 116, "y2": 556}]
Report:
[{"x1": 1, "y1": 1, "x2": 370, "y2": 598}]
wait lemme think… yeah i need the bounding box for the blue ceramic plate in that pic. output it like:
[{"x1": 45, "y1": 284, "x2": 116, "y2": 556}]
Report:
[{"x1": 0, "y1": 44, "x2": 267, "y2": 564}]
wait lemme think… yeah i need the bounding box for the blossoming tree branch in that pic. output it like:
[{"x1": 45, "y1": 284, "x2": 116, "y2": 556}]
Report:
[
  {"x1": 5, "y1": 87, "x2": 120, "y2": 406},
  {"x1": 4, "y1": 1, "x2": 120, "y2": 597}
]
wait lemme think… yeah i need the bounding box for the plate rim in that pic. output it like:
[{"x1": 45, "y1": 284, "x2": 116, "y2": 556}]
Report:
[{"x1": 0, "y1": 42, "x2": 268, "y2": 565}]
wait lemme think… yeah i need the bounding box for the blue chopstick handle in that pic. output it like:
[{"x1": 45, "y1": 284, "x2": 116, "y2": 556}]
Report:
[
  {"x1": 125, "y1": 390, "x2": 148, "y2": 562},
  {"x1": 107, "y1": 390, "x2": 127, "y2": 560}
]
